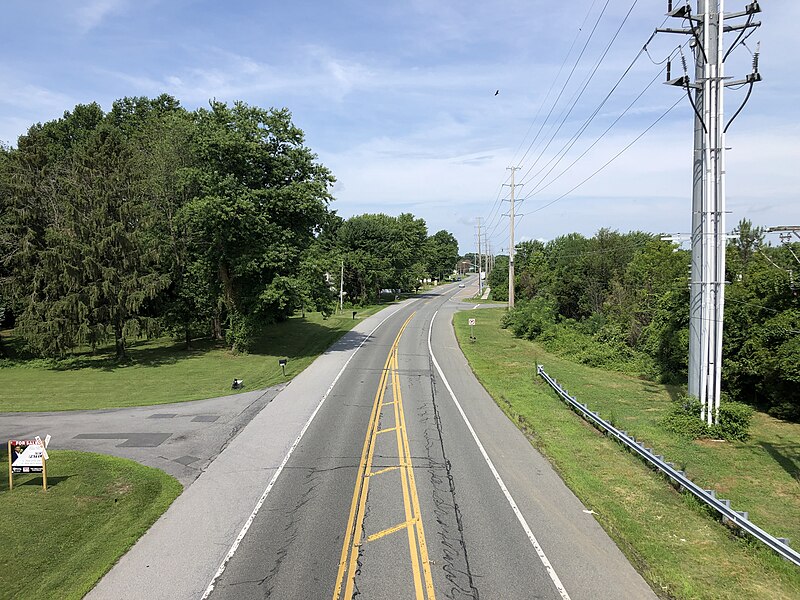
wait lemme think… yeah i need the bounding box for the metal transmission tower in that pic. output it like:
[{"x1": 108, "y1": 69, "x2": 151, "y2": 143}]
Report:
[
  {"x1": 503, "y1": 166, "x2": 521, "y2": 309},
  {"x1": 659, "y1": 1, "x2": 762, "y2": 425}
]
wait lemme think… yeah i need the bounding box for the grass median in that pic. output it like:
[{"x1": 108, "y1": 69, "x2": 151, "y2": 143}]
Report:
[
  {"x1": 454, "y1": 307, "x2": 800, "y2": 600},
  {"x1": 0, "y1": 449, "x2": 181, "y2": 600},
  {"x1": 0, "y1": 306, "x2": 386, "y2": 412}
]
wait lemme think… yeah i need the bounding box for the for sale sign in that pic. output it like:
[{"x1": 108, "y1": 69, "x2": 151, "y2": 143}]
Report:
[
  {"x1": 10, "y1": 439, "x2": 44, "y2": 474},
  {"x1": 8, "y1": 436, "x2": 50, "y2": 491}
]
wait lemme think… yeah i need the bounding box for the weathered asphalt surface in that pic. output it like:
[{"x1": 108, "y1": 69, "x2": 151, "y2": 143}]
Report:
[
  {"x1": 0, "y1": 386, "x2": 285, "y2": 486},
  {"x1": 206, "y1": 281, "x2": 655, "y2": 599},
  {"x1": 12, "y1": 278, "x2": 657, "y2": 599}
]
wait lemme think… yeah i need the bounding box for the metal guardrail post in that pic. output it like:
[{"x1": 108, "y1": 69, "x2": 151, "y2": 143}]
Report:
[{"x1": 536, "y1": 365, "x2": 799, "y2": 566}]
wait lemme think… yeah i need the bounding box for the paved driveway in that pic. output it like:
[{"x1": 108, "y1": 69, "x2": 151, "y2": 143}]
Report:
[{"x1": 0, "y1": 384, "x2": 285, "y2": 486}]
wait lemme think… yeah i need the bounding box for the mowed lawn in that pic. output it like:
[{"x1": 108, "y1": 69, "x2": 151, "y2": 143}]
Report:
[
  {"x1": 0, "y1": 307, "x2": 385, "y2": 412},
  {"x1": 454, "y1": 307, "x2": 800, "y2": 600},
  {"x1": 0, "y1": 450, "x2": 181, "y2": 600}
]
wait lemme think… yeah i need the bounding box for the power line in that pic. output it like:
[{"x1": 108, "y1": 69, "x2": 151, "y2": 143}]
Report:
[
  {"x1": 514, "y1": 0, "x2": 614, "y2": 171},
  {"x1": 509, "y1": 0, "x2": 602, "y2": 167},
  {"x1": 517, "y1": 96, "x2": 683, "y2": 220},
  {"x1": 522, "y1": 45, "x2": 684, "y2": 202},
  {"x1": 517, "y1": 0, "x2": 641, "y2": 190}
]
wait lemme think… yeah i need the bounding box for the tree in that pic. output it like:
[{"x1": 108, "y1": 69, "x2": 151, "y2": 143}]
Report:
[
  {"x1": 7, "y1": 116, "x2": 170, "y2": 358},
  {"x1": 605, "y1": 239, "x2": 688, "y2": 347},
  {"x1": 337, "y1": 213, "x2": 434, "y2": 303},
  {"x1": 723, "y1": 238, "x2": 799, "y2": 419},
  {"x1": 729, "y1": 218, "x2": 765, "y2": 278},
  {"x1": 426, "y1": 230, "x2": 459, "y2": 280},
  {"x1": 487, "y1": 255, "x2": 509, "y2": 301},
  {"x1": 338, "y1": 214, "x2": 396, "y2": 304},
  {"x1": 543, "y1": 233, "x2": 590, "y2": 319},
  {"x1": 182, "y1": 101, "x2": 334, "y2": 351},
  {"x1": 393, "y1": 213, "x2": 428, "y2": 290},
  {"x1": 515, "y1": 240, "x2": 547, "y2": 300},
  {"x1": 0, "y1": 144, "x2": 10, "y2": 355}
]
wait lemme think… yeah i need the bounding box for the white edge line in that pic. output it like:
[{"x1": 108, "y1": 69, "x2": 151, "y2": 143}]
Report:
[
  {"x1": 201, "y1": 307, "x2": 403, "y2": 599},
  {"x1": 427, "y1": 310, "x2": 572, "y2": 600}
]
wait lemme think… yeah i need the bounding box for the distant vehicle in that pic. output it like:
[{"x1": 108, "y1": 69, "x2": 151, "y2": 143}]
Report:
[{"x1": 458, "y1": 283, "x2": 465, "y2": 288}]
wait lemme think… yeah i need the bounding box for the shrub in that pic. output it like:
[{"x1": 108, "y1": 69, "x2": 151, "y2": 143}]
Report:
[
  {"x1": 661, "y1": 395, "x2": 709, "y2": 439},
  {"x1": 662, "y1": 394, "x2": 754, "y2": 441},
  {"x1": 714, "y1": 400, "x2": 754, "y2": 442},
  {"x1": 501, "y1": 298, "x2": 556, "y2": 340}
]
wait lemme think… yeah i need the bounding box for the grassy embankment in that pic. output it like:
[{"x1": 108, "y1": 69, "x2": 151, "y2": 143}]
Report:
[
  {"x1": 0, "y1": 449, "x2": 181, "y2": 600},
  {"x1": 454, "y1": 307, "x2": 800, "y2": 600},
  {"x1": 0, "y1": 305, "x2": 387, "y2": 412}
]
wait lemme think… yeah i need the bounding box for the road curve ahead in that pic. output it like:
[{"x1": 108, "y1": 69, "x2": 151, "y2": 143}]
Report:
[{"x1": 204, "y1": 281, "x2": 657, "y2": 600}]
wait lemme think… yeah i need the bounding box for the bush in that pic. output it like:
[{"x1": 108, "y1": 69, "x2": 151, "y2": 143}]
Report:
[
  {"x1": 501, "y1": 298, "x2": 556, "y2": 340},
  {"x1": 662, "y1": 395, "x2": 753, "y2": 441},
  {"x1": 715, "y1": 400, "x2": 754, "y2": 442},
  {"x1": 662, "y1": 395, "x2": 709, "y2": 439}
]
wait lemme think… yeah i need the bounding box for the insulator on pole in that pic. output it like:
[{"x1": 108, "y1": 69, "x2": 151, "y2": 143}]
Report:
[{"x1": 753, "y1": 41, "x2": 761, "y2": 73}]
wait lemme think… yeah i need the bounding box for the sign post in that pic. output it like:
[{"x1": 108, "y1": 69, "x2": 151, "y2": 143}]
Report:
[
  {"x1": 468, "y1": 318, "x2": 476, "y2": 342},
  {"x1": 6, "y1": 441, "x2": 11, "y2": 491}
]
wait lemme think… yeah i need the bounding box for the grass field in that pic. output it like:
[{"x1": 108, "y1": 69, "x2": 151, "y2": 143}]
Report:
[
  {"x1": 0, "y1": 306, "x2": 386, "y2": 412},
  {"x1": 0, "y1": 450, "x2": 181, "y2": 600},
  {"x1": 454, "y1": 307, "x2": 800, "y2": 600}
]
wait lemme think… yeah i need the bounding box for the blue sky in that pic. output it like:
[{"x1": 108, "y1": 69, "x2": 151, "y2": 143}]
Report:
[{"x1": 2, "y1": 1, "x2": 798, "y2": 254}]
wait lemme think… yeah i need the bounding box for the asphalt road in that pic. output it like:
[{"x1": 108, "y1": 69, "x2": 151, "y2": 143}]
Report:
[
  {"x1": 67, "y1": 278, "x2": 659, "y2": 599},
  {"x1": 199, "y1": 280, "x2": 657, "y2": 600}
]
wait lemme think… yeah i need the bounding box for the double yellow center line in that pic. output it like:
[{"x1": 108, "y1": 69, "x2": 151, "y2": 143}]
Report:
[{"x1": 332, "y1": 313, "x2": 436, "y2": 600}]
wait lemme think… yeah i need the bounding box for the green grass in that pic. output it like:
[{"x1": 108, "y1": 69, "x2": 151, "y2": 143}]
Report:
[
  {"x1": 0, "y1": 449, "x2": 181, "y2": 600},
  {"x1": 455, "y1": 308, "x2": 800, "y2": 600},
  {"x1": 0, "y1": 306, "x2": 385, "y2": 412}
]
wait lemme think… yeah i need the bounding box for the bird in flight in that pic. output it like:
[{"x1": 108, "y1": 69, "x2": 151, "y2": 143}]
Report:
[{"x1": 495, "y1": 90, "x2": 499, "y2": 96}]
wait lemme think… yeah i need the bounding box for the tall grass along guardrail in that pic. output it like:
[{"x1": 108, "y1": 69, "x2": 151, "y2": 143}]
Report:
[{"x1": 537, "y1": 364, "x2": 800, "y2": 567}]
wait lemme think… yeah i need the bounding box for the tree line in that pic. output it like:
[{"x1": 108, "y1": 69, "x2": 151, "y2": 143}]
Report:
[
  {"x1": 0, "y1": 95, "x2": 459, "y2": 358},
  {"x1": 493, "y1": 223, "x2": 800, "y2": 422}
]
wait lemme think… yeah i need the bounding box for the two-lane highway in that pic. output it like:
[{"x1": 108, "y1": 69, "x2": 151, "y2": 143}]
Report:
[{"x1": 203, "y1": 281, "x2": 657, "y2": 599}]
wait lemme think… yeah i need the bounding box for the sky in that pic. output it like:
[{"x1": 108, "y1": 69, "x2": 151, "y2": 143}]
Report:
[{"x1": 2, "y1": 1, "x2": 798, "y2": 254}]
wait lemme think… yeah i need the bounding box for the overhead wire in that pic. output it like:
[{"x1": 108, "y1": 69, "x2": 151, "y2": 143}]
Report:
[
  {"x1": 517, "y1": 0, "x2": 641, "y2": 190},
  {"x1": 524, "y1": 55, "x2": 681, "y2": 200},
  {"x1": 520, "y1": 42, "x2": 685, "y2": 201},
  {"x1": 482, "y1": 172, "x2": 513, "y2": 235},
  {"x1": 514, "y1": 0, "x2": 614, "y2": 171},
  {"x1": 508, "y1": 0, "x2": 600, "y2": 167},
  {"x1": 517, "y1": 95, "x2": 684, "y2": 220},
  {"x1": 485, "y1": 0, "x2": 640, "y2": 254}
]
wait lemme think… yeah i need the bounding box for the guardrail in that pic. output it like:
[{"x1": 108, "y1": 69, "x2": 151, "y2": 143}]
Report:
[{"x1": 536, "y1": 364, "x2": 800, "y2": 567}]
